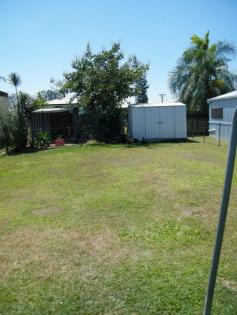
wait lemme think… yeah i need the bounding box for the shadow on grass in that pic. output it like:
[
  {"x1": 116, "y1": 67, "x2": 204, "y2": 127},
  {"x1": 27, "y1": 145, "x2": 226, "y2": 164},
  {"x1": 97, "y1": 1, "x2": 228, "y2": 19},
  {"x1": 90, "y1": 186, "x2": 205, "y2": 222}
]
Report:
[
  {"x1": 2, "y1": 147, "x2": 52, "y2": 156},
  {"x1": 1, "y1": 138, "x2": 201, "y2": 156},
  {"x1": 82, "y1": 138, "x2": 200, "y2": 149}
]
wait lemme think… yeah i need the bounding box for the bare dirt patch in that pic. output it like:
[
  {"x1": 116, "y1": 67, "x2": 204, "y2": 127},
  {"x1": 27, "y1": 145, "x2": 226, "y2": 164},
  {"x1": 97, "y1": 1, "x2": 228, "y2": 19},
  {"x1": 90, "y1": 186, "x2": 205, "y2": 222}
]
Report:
[{"x1": 220, "y1": 278, "x2": 237, "y2": 292}]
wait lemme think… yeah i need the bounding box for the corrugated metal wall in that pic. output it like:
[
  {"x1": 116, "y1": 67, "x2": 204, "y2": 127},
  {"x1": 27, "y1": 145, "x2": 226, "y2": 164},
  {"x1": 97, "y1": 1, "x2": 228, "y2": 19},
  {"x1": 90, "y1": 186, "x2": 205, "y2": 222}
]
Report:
[
  {"x1": 128, "y1": 105, "x2": 187, "y2": 141},
  {"x1": 209, "y1": 99, "x2": 237, "y2": 142}
]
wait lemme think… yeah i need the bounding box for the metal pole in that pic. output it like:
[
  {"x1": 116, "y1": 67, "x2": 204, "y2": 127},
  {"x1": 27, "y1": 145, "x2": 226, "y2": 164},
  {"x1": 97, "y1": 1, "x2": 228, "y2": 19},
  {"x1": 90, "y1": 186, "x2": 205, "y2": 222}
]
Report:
[
  {"x1": 158, "y1": 93, "x2": 166, "y2": 103},
  {"x1": 203, "y1": 108, "x2": 237, "y2": 315},
  {"x1": 218, "y1": 122, "x2": 221, "y2": 147},
  {"x1": 203, "y1": 121, "x2": 206, "y2": 143}
]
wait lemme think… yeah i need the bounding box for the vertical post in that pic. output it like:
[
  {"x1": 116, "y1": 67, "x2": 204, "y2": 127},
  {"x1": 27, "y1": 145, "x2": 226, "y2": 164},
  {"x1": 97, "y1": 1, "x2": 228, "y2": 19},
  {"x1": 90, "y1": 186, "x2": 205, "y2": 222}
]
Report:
[
  {"x1": 218, "y1": 122, "x2": 221, "y2": 146},
  {"x1": 203, "y1": 108, "x2": 237, "y2": 315},
  {"x1": 158, "y1": 93, "x2": 166, "y2": 103},
  {"x1": 203, "y1": 121, "x2": 206, "y2": 143}
]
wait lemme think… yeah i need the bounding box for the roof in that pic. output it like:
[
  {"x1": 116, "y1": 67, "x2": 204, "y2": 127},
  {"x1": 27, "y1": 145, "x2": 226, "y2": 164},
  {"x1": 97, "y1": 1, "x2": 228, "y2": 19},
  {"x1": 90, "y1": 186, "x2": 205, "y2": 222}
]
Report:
[
  {"x1": 47, "y1": 93, "x2": 78, "y2": 106},
  {"x1": 208, "y1": 91, "x2": 237, "y2": 102},
  {"x1": 129, "y1": 102, "x2": 185, "y2": 108},
  {"x1": 33, "y1": 108, "x2": 68, "y2": 113},
  {"x1": 121, "y1": 97, "x2": 136, "y2": 108},
  {"x1": 0, "y1": 91, "x2": 8, "y2": 97}
]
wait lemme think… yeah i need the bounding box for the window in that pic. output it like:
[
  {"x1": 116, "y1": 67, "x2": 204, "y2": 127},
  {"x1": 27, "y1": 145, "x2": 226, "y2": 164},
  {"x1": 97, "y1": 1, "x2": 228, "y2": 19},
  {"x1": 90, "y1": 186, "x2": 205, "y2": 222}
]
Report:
[{"x1": 211, "y1": 108, "x2": 223, "y2": 119}]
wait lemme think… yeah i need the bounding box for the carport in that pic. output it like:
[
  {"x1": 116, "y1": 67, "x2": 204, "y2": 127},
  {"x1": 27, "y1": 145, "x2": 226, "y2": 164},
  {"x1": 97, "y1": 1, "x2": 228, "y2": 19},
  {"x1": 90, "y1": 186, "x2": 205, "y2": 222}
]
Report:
[{"x1": 31, "y1": 108, "x2": 75, "y2": 141}]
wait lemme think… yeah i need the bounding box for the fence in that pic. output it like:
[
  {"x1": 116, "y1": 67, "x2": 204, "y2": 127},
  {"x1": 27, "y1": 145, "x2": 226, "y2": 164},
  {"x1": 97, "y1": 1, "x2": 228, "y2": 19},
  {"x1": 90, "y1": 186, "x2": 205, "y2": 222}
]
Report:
[
  {"x1": 77, "y1": 110, "x2": 127, "y2": 143},
  {"x1": 187, "y1": 119, "x2": 233, "y2": 146},
  {"x1": 187, "y1": 120, "x2": 209, "y2": 138}
]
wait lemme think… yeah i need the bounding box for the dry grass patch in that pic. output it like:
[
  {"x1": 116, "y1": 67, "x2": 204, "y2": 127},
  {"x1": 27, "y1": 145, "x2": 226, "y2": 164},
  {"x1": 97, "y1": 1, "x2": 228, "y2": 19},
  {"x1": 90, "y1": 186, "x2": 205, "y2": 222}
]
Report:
[
  {"x1": 221, "y1": 278, "x2": 237, "y2": 293},
  {"x1": 0, "y1": 226, "x2": 146, "y2": 283},
  {"x1": 32, "y1": 206, "x2": 64, "y2": 216}
]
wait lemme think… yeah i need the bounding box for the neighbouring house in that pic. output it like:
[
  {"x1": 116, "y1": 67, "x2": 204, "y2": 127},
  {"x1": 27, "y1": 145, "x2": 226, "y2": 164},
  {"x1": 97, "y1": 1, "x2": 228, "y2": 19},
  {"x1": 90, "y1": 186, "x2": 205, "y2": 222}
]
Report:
[
  {"x1": 31, "y1": 94, "x2": 80, "y2": 142},
  {"x1": 208, "y1": 91, "x2": 237, "y2": 142},
  {"x1": 31, "y1": 94, "x2": 134, "y2": 143},
  {"x1": 0, "y1": 91, "x2": 8, "y2": 110},
  {"x1": 128, "y1": 102, "x2": 187, "y2": 141},
  {"x1": 0, "y1": 91, "x2": 8, "y2": 147}
]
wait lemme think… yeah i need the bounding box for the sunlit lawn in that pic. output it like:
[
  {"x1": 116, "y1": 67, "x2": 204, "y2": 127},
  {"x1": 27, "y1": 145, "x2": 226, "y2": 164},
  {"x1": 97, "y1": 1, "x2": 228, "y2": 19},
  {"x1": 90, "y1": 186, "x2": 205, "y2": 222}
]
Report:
[{"x1": 0, "y1": 138, "x2": 237, "y2": 314}]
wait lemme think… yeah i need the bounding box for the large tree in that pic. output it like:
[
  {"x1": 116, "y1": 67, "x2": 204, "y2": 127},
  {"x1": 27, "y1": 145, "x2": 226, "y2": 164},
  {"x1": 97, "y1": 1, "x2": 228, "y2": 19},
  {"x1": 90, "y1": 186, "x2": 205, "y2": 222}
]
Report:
[
  {"x1": 135, "y1": 76, "x2": 149, "y2": 103},
  {"x1": 169, "y1": 32, "x2": 237, "y2": 115},
  {"x1": 60, "y1": 43, "x2": 148, "y2": 139},
  {"x1": 133, "y1": 57, "x2": 149, "y2": 104}
]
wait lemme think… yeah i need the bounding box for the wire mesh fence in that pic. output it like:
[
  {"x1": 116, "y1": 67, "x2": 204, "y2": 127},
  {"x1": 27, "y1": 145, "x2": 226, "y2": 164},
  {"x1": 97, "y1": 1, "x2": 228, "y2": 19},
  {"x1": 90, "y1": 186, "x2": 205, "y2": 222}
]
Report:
[
  {"x1": 187, "y1": 119, "x2": 232, "y2": 146},
  {"x1": 187, "y1": 120, "x2": 209, "y2": 138}
]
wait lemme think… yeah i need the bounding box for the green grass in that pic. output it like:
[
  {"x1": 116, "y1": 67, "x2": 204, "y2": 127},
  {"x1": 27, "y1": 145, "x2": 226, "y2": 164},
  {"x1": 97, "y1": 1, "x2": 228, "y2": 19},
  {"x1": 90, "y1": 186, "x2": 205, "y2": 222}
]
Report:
[{"x1": 0, "y1": 138, "x2": 237, "y2": 314}]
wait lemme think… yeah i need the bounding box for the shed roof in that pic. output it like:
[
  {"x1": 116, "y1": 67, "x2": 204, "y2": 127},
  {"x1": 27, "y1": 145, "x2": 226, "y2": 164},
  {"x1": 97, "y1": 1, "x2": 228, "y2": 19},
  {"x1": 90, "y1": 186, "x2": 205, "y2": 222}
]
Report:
[
  {"x1": 208, "y1": 90, "x2": 237, "y2": 102},
  {"x1": 47, "y1": 93, "x2": 78, "y2": 106},
  {"x1": 33, "y1": 108, "x2": 68, "y2": 113},
  {"x1": 129, "y1": 102, "x2": 185, "y2": 108}
]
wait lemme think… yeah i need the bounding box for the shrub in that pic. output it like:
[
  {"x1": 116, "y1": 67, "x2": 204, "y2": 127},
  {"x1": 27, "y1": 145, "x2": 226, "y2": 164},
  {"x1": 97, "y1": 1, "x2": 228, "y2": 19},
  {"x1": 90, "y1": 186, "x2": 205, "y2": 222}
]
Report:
[
  {"x1": 0, "y1": 108, "x2": 18, "y2": 153},
  {"x1": 35, "y1": 131, "x2": 51, "y2": 148}
]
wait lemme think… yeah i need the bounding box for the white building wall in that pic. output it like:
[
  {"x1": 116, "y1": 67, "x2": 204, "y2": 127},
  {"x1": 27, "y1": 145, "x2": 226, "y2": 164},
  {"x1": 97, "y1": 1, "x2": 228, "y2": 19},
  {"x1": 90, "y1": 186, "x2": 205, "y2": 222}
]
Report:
[
  {"x1": 174, "y1": 106, "x2": 187, "y2": 138},
  {"x1": 209, "y1": 98, "x2": 237, "y2": 142},
  {"x1": 128, "y1": 104, "x2": 187, "y2": 141}
]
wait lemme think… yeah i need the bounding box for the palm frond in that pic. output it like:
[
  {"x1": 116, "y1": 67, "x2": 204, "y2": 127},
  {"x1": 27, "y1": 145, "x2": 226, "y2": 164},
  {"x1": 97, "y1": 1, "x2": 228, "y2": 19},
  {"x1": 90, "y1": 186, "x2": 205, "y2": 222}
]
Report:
[
  {"x1": 216, "y1": 41, "x2": 236, "y2": 57},
  {"x1": 8, "y1": 72, "x2": 21, "y2": 88}
]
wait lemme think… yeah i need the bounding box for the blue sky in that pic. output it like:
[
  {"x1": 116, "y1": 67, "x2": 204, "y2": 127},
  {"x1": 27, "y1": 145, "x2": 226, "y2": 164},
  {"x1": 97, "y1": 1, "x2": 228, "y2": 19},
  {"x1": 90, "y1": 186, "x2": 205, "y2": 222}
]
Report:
[{"x1": 1, "y1": 0, "x2": 237, "y2": 101}]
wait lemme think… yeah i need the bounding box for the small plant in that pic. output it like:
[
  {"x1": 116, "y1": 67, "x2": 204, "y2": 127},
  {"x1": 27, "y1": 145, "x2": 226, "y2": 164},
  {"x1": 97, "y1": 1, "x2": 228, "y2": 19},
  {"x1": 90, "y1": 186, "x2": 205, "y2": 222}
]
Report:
[
  {"x1": 54, "y1": 136, "x2": 65, "y2": 146},
  {"x1": 35, "y1": 131, "x2": 51, "y2": 148}
]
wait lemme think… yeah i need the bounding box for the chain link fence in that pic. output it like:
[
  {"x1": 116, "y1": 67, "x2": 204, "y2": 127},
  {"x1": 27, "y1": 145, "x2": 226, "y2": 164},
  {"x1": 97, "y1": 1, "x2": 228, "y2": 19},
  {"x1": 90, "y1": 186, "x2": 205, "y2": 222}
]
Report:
[{"x1": 187, "y1": 119, "x2": 209, "y2": 138}]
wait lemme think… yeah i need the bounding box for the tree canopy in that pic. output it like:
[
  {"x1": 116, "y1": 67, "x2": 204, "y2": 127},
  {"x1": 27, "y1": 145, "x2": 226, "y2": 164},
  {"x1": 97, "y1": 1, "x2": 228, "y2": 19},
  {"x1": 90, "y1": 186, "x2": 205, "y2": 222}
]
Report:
[
  {"x1": 133, "y1": 57, "x2": 149, "y2": 104},
  {"x1": 135, "y1": 76, "x2": 149, "y2": 104},
  {"x1": 37, "y1": 89, "x2": 63, "y2": 101},
  {"x1": 169, "y1": 32, "x2": 237, "y2": 115},
  {"x1": 61, "y1": 43, "x2": 148, "y2": 108},
  {"x1": 60, "y1": 43, "x2": 148, "y2": 139}
]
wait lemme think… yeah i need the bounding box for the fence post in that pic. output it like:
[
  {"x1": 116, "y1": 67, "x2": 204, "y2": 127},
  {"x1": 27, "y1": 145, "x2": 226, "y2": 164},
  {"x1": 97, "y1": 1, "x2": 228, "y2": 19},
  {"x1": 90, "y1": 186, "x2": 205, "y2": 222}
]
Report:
[{"x1": 203, "y1": 108, "x2": 237, "y2": 314}]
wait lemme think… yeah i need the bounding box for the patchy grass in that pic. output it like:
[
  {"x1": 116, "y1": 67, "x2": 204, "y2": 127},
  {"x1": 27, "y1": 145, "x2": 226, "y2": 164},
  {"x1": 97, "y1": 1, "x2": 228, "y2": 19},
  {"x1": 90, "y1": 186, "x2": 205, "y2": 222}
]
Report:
[{"x1": 0, "y1": 137, "x2": 237, "y2": 314}]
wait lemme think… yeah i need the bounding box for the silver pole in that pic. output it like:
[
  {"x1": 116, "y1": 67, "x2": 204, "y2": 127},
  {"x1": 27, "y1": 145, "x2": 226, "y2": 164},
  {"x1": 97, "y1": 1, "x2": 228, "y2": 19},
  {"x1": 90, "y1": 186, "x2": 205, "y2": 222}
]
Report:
[
  {"x1": 204, "y1": 107, "x2": 237, "y2": 314},
  {"x1": 218, "y1": 122, "x2": 221, "y2": 147}
]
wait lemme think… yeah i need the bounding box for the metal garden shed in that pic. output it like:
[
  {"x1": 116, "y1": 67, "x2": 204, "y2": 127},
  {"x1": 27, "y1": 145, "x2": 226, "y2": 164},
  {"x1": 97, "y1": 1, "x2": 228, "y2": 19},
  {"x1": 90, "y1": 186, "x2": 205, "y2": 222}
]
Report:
[
  {"x1": 128, "y1": 102, "x2": 187, "y2": 141},
  {"x1": 208, "y1": 91, "x2": 237, "y2": 142}
]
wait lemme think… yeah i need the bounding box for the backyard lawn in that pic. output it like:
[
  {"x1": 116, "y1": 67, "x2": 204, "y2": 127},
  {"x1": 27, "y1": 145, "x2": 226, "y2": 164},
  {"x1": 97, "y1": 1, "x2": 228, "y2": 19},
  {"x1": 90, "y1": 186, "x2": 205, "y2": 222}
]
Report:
[{"x1": 1, "y1": 138, "x2": 237, "y2": 314}]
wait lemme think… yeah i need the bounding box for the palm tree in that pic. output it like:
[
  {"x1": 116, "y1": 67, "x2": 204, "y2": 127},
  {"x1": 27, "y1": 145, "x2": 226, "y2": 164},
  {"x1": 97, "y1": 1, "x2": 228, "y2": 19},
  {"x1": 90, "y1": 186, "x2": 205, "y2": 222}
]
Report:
[
  {"x1": 8, "y1": 72, "x2": 21, "y2": 98},
  {"x1": 169, "y1": 32, "x2": 237, "y2": 115}
]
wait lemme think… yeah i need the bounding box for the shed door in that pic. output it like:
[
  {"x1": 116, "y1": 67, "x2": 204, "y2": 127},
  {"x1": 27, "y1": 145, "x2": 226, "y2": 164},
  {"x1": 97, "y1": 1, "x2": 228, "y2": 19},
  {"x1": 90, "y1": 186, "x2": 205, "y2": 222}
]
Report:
[
  {"x1": 144, "y1": 107, "x2": 175, "y2": 139},
  {"x1": 158, "y1": 107, "x2": 175, "y2": 139},
  {"x1": 144, "y1": 107, "x2": 160, "y2": 139}
]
